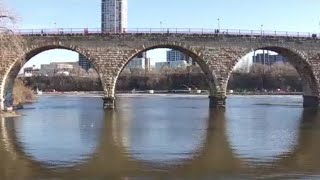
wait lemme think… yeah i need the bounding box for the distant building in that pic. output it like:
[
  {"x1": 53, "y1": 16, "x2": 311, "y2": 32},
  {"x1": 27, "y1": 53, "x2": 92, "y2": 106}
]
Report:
[
  {"x1": 253, "y1": 52, "x2": 288, "y2": 66},
  {"x1": 166, "y1": 49, "x2": 194, "y2": 68},
  {"x1": 40, "y1": 62, "x2": 78, "y2": 76},
  {"x1": 155, "y1": 62, "x2": 170, "y2": 70},
  {"x1": 167, "y1": 50, "x2": 190, "y2": 62},
  {"x1": 145, "y1": 58, "x2": 151, "y2": 71},
  {"x1": 101, "y1": 0, "x2": 128, "y2": 32},
  {"x1": 79, "y1": 54, "x2": 92, "y2": 71},
  {"x1": 126, "y1": 52, "x2": 148, "y2": 70},
  {"x1": 169, "y1": 60, "x2": 190, "y2": 69},
  {"x1": 23, "y1": 65, "x2": 40, "y2": 77}
]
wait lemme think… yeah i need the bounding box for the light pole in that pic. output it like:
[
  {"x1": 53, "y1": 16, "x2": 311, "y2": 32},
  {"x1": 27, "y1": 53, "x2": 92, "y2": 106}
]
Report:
[
  {"x1": 217, "y1": 18, "x2": 220, "y2": 31},
  {"x1": 114, "y1": 0, "x2": 117, "y2": 33},
  {"x1": 261, "y1": 24, "x2": 263, "y2": 36},
  {"x1": 160, "y1": 21, "x2": 163, "y2": 30}
]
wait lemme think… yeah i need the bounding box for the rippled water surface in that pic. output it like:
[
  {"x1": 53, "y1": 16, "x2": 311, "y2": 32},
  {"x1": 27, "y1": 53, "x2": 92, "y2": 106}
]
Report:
[{"x1": 1, "y1": 94, "x2": 320, "y2": 179}]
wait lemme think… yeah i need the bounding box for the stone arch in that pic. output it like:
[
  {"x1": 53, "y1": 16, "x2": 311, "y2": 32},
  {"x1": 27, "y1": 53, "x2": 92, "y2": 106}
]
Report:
[
  {"x1": 225, "y1": 45, "x2": 319, "y2": 107},
  {"x1": 111, "y1": 42, "x2": 219, "y2": 99},
  {"x1": 1, "y1": 43, "x2": 97, "y2": 110}
]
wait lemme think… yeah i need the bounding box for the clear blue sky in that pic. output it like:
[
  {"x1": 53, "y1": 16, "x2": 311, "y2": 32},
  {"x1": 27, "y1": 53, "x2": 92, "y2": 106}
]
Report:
[{"x1": 6, "y1": 0, "x2": 320, "y2": 68}]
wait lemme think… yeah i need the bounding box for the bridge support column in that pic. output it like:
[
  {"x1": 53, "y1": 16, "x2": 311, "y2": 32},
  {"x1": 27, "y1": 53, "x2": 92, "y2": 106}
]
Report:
[
  {"x1": 209, "y1": 96, "x2": 226, "y2": 108},
  {"x1": 103, "y1": 97, "x2": 116, "y2": 109},
  {"x1": 303, "y1": 96, "x2": 319, "y2": 108}
]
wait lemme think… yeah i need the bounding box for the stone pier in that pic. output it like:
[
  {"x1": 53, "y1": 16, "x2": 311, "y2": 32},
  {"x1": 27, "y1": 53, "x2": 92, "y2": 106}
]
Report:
[
  {"x1": 103, "y1": 97, "x2": 116, "y2": 109},
  {"x1": 209, "y1": 96, "x2": 227, "y2": 108},
  {"x1": 303, "y1": 96, "x2": 319, "y2": 108}
]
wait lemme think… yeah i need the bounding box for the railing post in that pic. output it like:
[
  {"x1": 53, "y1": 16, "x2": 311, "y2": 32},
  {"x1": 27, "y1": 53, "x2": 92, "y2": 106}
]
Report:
[
  {"x1": 202, "y1": 28, "x2": 203, "y2": 34},
  {"x1": 275, "y1": 31, "x2": 276, "y2": 37}
]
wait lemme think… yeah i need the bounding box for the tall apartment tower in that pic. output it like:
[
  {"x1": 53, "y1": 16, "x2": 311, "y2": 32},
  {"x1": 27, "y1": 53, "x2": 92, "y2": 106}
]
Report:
[{"x1": 101, "y1": 0, "x2": 128, "y2": 32}]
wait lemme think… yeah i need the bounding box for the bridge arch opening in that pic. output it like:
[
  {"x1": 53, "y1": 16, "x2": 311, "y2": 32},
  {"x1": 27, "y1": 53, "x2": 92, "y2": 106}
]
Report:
[
  {"x1": 226, "y1": 47, "x2": 318, "y2": 107},
  {"x1": 108, "y1": 45, "x2": 218, "y2": 109},
  {"x1": 2, "y1": 46, "x2": 102, "y2": 110}
]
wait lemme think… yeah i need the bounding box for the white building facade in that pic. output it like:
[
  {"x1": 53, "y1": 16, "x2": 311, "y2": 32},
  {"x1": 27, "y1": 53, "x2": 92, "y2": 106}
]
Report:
[
  {"x1": 101, "y1": 0, "x2": 128, "y2": 32},
  {"x1": 126, "y1": 52, "x2": 150, "y2": 70}
]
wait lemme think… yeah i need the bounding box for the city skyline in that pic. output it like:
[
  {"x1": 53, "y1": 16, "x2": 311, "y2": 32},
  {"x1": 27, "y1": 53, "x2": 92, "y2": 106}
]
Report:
[
  {"x1": 7, "y1": 0, "x2": 320, "y2": 68},
  {"x1": 8, "y1": 0, "x2": 320, "y2": 32}
]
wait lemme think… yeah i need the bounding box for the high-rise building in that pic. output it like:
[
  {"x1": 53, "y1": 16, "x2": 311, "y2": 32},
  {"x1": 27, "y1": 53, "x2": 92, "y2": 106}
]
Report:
[
  {"x1": 79, "y1": 54, "x2": 92, "y2": 71},
  {"x1": 166, "y1": 49, "x2": 196, "y2": 64},
  {"x1": 165, "y1": 50, "x2": 193, "y2": 69},
  {"x1": 101, "y1": 0, "x2": 128, "y2": 32},
  {"x1": 166, "y1": 50, "x2": 189, "y2": 62}
]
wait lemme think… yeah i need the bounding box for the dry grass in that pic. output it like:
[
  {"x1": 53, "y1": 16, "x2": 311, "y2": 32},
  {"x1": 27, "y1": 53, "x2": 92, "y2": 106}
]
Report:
[{"x1": 13, "y1": 79, "x2": 34, "y2": 106}]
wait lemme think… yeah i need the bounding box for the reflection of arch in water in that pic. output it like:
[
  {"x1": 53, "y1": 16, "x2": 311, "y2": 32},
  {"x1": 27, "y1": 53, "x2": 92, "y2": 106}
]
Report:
[
  {"x1": 2, "y1": 106, "x2": 320, "y2": 177},
  {"x1": 110, "y1": 101, "x2": 209, "y2": 167},
  {"x1": 226, "y1": 104, "x2": 302, "y2": 165},
  {"x1": 0, "y1": 117, "x2": 49, "y2": 178},
  {"x1": 270, "y1": 109, "x2": 320, "y2": 172},
  {"x1": 0, "y1": 97, "x2": 106, "y2": 170},
  {"x1": 71, "y1": 108, "x2": 244, "y2": 176},
  {"x1": 170, "y1": 109, "x2": 245, "y2": 176},
  {"x1": 0, "y1": 107, "x2": 240, "y2": 176},
  {"x1": 0, "y1": 111, "x2": 148, "y2": 175}
]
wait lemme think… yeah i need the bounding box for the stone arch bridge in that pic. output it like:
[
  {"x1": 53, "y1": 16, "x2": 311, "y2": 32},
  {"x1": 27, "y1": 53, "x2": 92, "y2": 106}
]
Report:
[{"x1": 2, "y1": 31, "x2": 320, "y2": 110}]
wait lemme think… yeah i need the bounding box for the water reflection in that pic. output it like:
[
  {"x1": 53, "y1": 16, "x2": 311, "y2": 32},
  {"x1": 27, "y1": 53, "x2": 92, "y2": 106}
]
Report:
[
  {"x1": 0, "y1": 95, "x2": 320, "y2": 178},
  {"x1": 226, "y1": 97, "x2": 302, "y2": 165},
  {"x1": 113, "y1": 95, "x2": 209, "y2": 167},
  {"x1": 9, "y1": 96, "x2": 105, "y2": 168}
]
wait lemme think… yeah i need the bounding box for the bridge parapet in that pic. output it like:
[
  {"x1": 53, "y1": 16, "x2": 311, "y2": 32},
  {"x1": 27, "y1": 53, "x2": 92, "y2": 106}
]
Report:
[{"x1": 17, "y1": 28, "x2": 318, "y2": 39}]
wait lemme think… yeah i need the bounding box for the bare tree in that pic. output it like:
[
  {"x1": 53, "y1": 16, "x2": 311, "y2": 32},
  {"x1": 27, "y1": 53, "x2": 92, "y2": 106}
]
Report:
[{"x1": 0, "y1": 0, "x2": 23, "y2": 59}]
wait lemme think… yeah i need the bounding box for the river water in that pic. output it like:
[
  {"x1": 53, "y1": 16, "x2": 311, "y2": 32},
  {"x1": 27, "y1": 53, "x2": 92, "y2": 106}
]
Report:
[{"x1": 1, "y1": 94, "x2": 320, "y2": 179}]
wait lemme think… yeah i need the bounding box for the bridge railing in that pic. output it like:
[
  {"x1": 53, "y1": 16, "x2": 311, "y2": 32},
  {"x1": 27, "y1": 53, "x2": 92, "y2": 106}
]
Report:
[{"x1": 14, "y1": 28, "x2": 318, "y2": 39}]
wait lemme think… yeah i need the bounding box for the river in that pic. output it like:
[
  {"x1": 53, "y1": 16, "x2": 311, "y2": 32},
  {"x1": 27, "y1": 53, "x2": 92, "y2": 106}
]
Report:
[{"x1": 1, "y1": 94, "x2": 320, "y2": 179}]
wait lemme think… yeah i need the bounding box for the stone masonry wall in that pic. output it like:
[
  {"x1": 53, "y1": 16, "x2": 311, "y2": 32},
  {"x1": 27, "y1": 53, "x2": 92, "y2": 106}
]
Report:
[{"x1": 1, "y1": 34, "x2": 320, "y2": 109}]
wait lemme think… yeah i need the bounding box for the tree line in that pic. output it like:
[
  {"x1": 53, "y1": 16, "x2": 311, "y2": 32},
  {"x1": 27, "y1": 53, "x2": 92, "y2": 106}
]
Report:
[{"x1": 19, "y1": 63, "x2": 302, "y2": 92}]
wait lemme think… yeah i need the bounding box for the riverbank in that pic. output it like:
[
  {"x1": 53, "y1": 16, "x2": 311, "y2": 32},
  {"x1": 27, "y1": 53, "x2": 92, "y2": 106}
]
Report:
[
  {"x1": 40, "y1": 90, "x2": 303, "y2": 96},
  {"x1": 0, "y1": 111, "x2": 21, "y2": 117}
]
